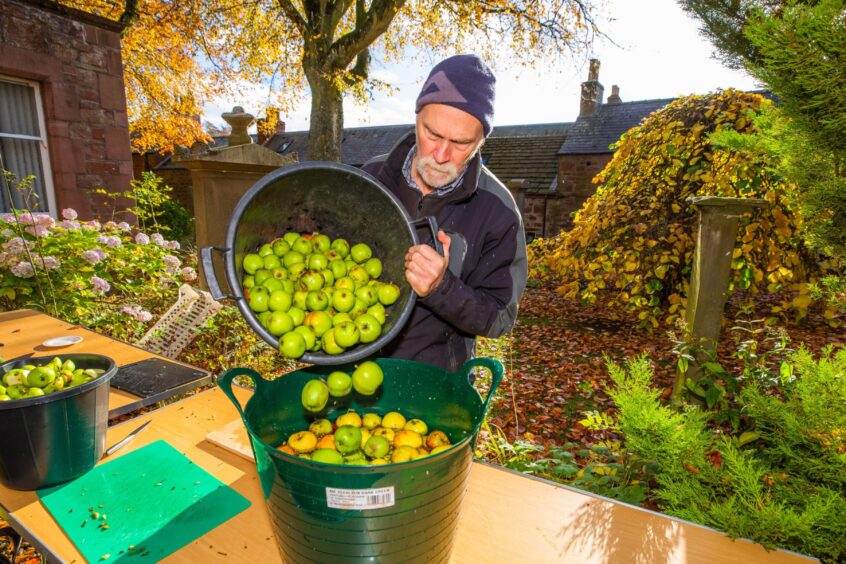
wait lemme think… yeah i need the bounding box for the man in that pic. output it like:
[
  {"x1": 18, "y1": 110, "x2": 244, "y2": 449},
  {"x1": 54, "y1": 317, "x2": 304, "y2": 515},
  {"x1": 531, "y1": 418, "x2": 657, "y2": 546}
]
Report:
[{"x1": 363, "y1": 54, "x2": 528, "y2": 372}]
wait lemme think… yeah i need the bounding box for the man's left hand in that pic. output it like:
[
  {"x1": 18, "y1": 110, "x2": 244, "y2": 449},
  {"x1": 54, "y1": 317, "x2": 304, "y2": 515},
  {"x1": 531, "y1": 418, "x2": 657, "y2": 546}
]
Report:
[{"x1": 404, "y1": 231, "x2": 451, "y2": 297}]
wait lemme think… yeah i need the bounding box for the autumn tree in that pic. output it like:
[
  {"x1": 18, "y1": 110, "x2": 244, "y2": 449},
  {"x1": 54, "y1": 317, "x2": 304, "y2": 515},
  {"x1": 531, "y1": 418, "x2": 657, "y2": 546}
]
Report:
[
  {"x1": 531, "y1": 90, "x2": 827, "y2": 329},
  {"x1": 64, "y1": 0, "x2": 599, "y2": 161}
]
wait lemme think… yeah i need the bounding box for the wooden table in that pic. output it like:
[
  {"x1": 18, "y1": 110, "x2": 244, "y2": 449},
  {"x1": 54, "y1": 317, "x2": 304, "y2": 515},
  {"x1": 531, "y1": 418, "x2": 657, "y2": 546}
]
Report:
[
  {"x1": 0, "y1": 384, "x2": 817, "y2": 563},
  {"x1": 0, "y1": 309, "x2": 211, "y2": 418}
]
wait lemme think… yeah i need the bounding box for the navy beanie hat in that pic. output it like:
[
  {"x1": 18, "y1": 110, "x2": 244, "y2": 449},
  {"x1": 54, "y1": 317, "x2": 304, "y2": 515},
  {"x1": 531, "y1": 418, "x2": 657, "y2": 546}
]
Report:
[{"x1": 415, "y1": 54, "x2": 496, "y2": 137}]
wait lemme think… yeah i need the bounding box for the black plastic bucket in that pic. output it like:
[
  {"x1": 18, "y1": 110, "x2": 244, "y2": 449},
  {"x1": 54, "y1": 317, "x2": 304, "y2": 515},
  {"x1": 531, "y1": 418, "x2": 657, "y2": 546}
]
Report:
[
  {"x1": 201, "y1": 161, "x2": 439, "y2": 365},
  {"x1": 218, "y1": 357, "x2": 503, "y2": 563},
  {"x1": 0, "y1": 354, "x2": 116, "y2": 490}
]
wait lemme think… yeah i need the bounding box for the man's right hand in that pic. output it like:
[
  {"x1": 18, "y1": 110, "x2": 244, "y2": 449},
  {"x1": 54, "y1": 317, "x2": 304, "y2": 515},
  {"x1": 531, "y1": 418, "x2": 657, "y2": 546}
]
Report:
[{"x1": 404, "y1": 230, "x2": 451, "y2": 297}]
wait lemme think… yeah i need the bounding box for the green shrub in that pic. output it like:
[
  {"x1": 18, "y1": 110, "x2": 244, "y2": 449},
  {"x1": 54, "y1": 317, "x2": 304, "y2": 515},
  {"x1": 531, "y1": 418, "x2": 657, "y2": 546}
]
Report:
[{"x1": 608, "y1": 353, "x2": 846, "y2": 562}]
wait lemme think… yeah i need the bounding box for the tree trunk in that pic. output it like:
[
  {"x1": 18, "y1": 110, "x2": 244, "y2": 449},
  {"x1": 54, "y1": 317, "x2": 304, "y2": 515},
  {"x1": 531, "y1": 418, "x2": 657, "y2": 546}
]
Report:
[{"x1": 305, "y1": 66, "x2": 344, "y2": 162}]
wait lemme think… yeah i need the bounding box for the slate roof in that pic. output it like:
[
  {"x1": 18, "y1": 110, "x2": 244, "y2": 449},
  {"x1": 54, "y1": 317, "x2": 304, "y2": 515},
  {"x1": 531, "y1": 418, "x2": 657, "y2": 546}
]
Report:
[
  {"x1": 558, "y1": 98, "x2": 675, "y2": 155},
  {"x1": 481, "y1": 135, "x2": 567, "y2": 193}
]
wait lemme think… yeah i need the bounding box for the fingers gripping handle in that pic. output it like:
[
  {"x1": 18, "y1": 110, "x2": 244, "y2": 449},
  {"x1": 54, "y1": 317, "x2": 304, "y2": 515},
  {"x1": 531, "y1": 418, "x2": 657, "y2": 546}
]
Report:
[{"x1": 410, "y1": 216, "x2": 444, "y2": 256}]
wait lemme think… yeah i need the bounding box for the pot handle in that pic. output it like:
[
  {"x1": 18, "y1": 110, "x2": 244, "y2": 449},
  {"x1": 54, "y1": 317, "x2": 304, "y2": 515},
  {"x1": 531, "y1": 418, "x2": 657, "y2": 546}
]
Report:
[
  {"x1": 217, "y1": 367, "x2": 268, "y2": 419},
  {"x1": 201, "y1": 246, "x2": 235, "y2": 300},
  {"x1": 461, "y1": 357, "x2": 504, "y2": 414},
  {"x1": 410, "y1": 216, "x2": 444, "y2": 255}
]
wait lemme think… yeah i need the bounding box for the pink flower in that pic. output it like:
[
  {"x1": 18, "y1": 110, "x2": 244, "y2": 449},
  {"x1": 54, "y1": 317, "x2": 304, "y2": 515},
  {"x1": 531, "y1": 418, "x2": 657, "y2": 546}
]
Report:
[
  {"x1": 60, "y1": 220, "x2": 80, "y2": 230},
  {"x1": 10, "y1": 261, "x2": 35, "y2": 278},
  {"x1": 163, "y1": 254, "x2": 181, "y2": 274},
  {"x1": 62, "y1": 208, "x2": 78, "y2": 220},
  {"x1": 25, "y1": 225, "x2": 51, "y2": 238},
  {"x1": 35, "y1": 256, "x2": 60, "y2": 270},
  {"x1": 117, "y1": 222, "x2": 131, "y2": 231},
  {"x1": 97, "y1": 234, "x2": 122, "y2": 248},
  {"x1": 164, "y1": 240, "x2": 181, "y2": 250},
  {"x1": 81, "y1": 248, "x2": 107, "y2": 265},
  {"x1": 121, "y1": 305, "x2": 153, "y2": 322},
  {"x1": 1, "y1": 229, "x2": 13, "y2": 238},
  {"x1": 181, "y1": 266, "x2": 197, "y2": 281},
  {"x1": 82, "y1": 220, "x2": 101, "y2": 231},
  {"x1": 3, "y1": 237, "x2": 27, "y2": 254},
  {"x1": 135, "y1": 233, "x2": 150, "y2": 245},
  {"x1": 90, "y1": 275, "x2": 111, "y2": 295},
  {"x1": 151, "y1": 233, "x2": 165, "y2": 245},
  {"x1": 34, "y1": 214, "x2": 55, "y2": 228},
  {"x1": 16, "y1": 212, "x2": 35, "y2": 226}
]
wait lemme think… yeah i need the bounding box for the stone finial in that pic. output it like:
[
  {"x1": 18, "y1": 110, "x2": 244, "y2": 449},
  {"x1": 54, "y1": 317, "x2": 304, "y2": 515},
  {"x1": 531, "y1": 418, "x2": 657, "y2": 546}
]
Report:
[{"x1": 221, "y1": 106, "x2": 255, "y2": 147}]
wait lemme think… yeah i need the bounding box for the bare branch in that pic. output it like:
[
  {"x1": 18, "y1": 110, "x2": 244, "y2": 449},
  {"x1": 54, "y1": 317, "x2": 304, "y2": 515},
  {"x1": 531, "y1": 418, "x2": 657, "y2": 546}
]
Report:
[
  {"x1": 331, "y1": 0, "x2": 408, "y2": 69},
  {"x1": 277, "y1": 0, "x2": 308, "y2": 33}
]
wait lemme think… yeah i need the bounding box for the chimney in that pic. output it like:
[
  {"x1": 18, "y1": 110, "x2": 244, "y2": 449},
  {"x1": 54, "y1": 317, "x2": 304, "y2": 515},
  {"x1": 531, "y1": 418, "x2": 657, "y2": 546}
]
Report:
[
  {"x1": 607, "y1": 85, "x2": 622, "y2": 105},
  {"x1": 579, "y1": 58, "x2": 604, "y2": 116},
  {"x1": 276, "y1": 120, "x2": 286, "y2": 135}
]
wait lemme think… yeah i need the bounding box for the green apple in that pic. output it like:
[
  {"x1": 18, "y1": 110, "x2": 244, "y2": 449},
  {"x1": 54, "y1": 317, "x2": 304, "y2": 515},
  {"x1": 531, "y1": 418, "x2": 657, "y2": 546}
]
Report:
[
  {"x1": 320, "y1": 269, "x2": 335, "y2": 287},
  {"x1": 305, "y1": 290, "x2": 329, "y2": 311},
  {"x1": 378, "y1": 283, "x2": 401, "y2": 306},
  {"x1": 304, "y1": 310, "x2": 333, "y2": 338},
  {"x1": 292, "y1": 237, "x2": 312, "y2": 255},
  {"x1": 271, "y1": 266, "x2": 288, "y2": 280},
  {"x1": 267, "y1": 311, "x2": 294, "y2": 337},
  {"x1": 0, "y1": 395, "x2": 10, "y2": 401},
  {"x1": 332, "y1": 312, "x2": 353, "y2": 326},
  {"x1": 293, "y1": 325, "x2": 317, "y2": 350},
  {"x1": 269, "y1": 290, "x2": 293, "y2": 312},
  {"x1": 258, "y1": 243, "x2": 274, "y2": 257},
  {"x1": 329, "y1": 259, "x2": 347, "y2": 279},
  {"x1": 261, "y1": 277, "x2": 284, "y2": 293},
  {"x1": 280, "y1": 278, "x2": 296, "y2": 294},
  {"x1": 242, "y1": 275, "x2": 255, "y2": 289},
  {"x1": 332, "y1": 288, "x2": 356, "y2": 313},
  {"x1": 287, "y1": 262, "x2": 306, "y2": 280},
  {"x1": 311, "y1": 233, "x2": 331, "y2": 253},
  {"x1": 0, "y1": 383, "x2": 5, "y2": 396},
  {"x1": 299, "y1": 270, "x2": 324, "y2": 292},
  {"x1": 404, "y1": 418, "x2": 429, "y2": 435},
  {"x1": 362, "y1": 412, "x2": 382, "y2": 430},
  {"x1": 271, "y1": 239, "x2": 291, "y2": 256},
  {"x1": 312, "y1": 448, "x2": 344, "y2": 465},
  {"x1": 355, "y1": 285, "x2": 378, "y2": 307},
  {"x1": 6, "y1": 384, "x2": 27, "y2": 399},
  {"x1": 254, "y1": 269, "x2": 272, "y2": 285},
  {"x1": 301, "y1": 378, "x2": 329, "y2": 411},
  {"x1": 282, "y1": 231, "x2": 300, "y2": 246},
  {"x1": 293, "y1": 290, "x2": 309, "y2": 310},
  {"x1": 326, "y1": 249, "x2": 341, "y2": 262},
  {"x1": 288, "y1": 306, "x2": 306, "y2": 326},
  {"x1": 263, "y1": 254, "x2": 282, "y2": 270},
  {"x1": 348, "y1": 265, "x2": 370, "y2": 288},
  {"x1": 350, "y1": 243, "x2": 372, "y2": 264},
  {"x1": 364, "y1": 435, "x2": 390, "y2": 459},
  {"x1": 321, "y1": 328, "x2": 345, "y2": 355},
  {"x1": 354, "y1": 313, "x2": 382, "y2": 344},
  {"x1": 308, "y1": 253, "x2": 329, "y2": 271},
  {"x1": 309, "y1": 418, "x2": 333, "y2": 436},
  {"x1": 242, "y1": 253, "x2": 264, "y2": 275},
  {"x1": 349, "y1": 298, "x2": 368, "y2": 318},
  {"x1": 364, "y1": 257, "x2": 383, "y2": 279},
  {"x1": 331, "y1": 238, "x2": 350, "y2": 258},
  {"x1": 279, "y1": 330, "x2": 307, "y2": 358},
  {"x1": 333, "y1": 321, "x2": 360, "y2": 348},
  {"x1": 352, "y1": 360, "x2": 383, "y2": 395},
  {"x1": 3, "y1": 368, "x2": 24, "y2": 387},
  {"x1": 334, "y1": 425, "x2": 362, "y2": 455},
  {"x1": 25, "y1": 366, "x2": 56, "y2": 388},
  {"x1": 326, "y1": 371, "x2": 353, "y2": 397},
  {"x1": 25, "y1": 387, "x2": 45, "y2": 398},
  {"x1": 282, "y1": 250, "x2": 305, "y2": 268},
  {"x1": 334, "y1": 276, "x2": 355, "y2": 291},
  {"x1": 344, "y1": 452, "x2": 369, "y2": 465},
  {"x1": 257, "y1": 310, "x2": 272, "y2": 327},
  {"x1": 248, "y1": 287, "x2": 270, "y2": 312},
  {"x1": 366, "y1": 303, "x2": 386, "y2": 325}
]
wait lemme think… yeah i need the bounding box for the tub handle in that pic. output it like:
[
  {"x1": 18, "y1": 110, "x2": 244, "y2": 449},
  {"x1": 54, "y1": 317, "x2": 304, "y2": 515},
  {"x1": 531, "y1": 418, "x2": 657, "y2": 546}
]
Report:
[
  {"x1": 201, "y1": 246, "x2": 235, "y2": 300},
  {"x1": 217, "y1": 367, "x2": 265, "y2": 419},
  {"x1": 410, "y1": 216, "x2": 444, "y2": 255},
  {"x1": 461, "y1": 357, "x2": 504, "y2": 414}
]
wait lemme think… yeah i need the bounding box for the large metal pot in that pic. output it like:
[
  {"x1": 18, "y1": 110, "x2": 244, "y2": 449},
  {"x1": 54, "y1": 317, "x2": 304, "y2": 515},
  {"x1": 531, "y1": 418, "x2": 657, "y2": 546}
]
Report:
[{"x1": 202, "y1": 161, "x2": 438, "y2": 365}]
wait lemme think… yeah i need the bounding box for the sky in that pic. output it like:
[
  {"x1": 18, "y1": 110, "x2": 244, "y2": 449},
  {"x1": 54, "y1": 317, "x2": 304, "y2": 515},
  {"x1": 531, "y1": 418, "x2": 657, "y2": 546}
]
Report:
[{"x1": 203, "y1": 0, "x2": 761, "y2": 133}]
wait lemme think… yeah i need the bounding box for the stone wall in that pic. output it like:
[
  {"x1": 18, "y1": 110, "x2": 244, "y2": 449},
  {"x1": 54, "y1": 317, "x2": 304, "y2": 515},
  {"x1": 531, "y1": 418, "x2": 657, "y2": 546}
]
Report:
[
  {"x1": 556, "y1": 153, "x2": 612, "y2": 231},
  {"x1": 0, "y1": 0, "x2": 132, "y2": 219}
]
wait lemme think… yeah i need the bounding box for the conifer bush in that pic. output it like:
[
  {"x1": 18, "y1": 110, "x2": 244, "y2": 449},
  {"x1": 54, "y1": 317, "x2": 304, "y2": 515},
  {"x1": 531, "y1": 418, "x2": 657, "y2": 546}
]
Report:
[
  {"x1": 532, "y1": 89, "x2": 827, "y2": 328},
  {"x1": 606, "y1": 352, "x2": 846, "y2": 563}
]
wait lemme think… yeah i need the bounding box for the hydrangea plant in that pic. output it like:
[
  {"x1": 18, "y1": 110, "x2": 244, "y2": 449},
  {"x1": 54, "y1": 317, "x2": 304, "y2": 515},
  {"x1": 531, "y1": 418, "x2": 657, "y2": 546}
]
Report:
[{"x1": 0, "y1": 176, "x2": 196, "y2": 343}]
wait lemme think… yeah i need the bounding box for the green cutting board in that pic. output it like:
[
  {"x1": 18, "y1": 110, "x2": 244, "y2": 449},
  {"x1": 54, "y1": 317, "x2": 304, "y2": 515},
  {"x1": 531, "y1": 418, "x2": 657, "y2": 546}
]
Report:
[{"x1": 38, "y1": 440, "x2": 251, "y2": 562}]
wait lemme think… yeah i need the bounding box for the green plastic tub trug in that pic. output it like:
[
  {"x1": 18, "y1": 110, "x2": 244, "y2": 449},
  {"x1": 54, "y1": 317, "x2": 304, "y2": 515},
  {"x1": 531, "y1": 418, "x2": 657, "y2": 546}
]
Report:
[{"x1": 218, "y1": 357, "x2": 503, "y2": 563}]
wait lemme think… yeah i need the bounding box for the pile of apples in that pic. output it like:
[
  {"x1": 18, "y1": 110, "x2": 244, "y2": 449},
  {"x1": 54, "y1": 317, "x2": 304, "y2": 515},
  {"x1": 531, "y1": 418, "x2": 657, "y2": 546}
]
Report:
[
  {"x1": 0, "y1": 357, "x2": 106, "y2": 401},
  {"x1": 242, "y1": 231, "x2": 401, "y2": 359},
  {"x1": 285, "y1": 361, "x2": 452, "y2": 465}
]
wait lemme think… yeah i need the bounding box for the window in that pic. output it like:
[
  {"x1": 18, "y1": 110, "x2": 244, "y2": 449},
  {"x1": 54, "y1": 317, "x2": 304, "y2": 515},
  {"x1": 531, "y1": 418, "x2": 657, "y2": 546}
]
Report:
[{"x1": 0, "y1": 76, "x2": 55, "y2": 214}]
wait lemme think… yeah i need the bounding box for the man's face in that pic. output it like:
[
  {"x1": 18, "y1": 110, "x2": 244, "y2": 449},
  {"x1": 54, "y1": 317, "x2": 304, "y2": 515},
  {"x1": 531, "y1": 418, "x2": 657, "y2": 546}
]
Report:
[{"x1": 413, "y1": 104, "x2": 484, "y2": 194}]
